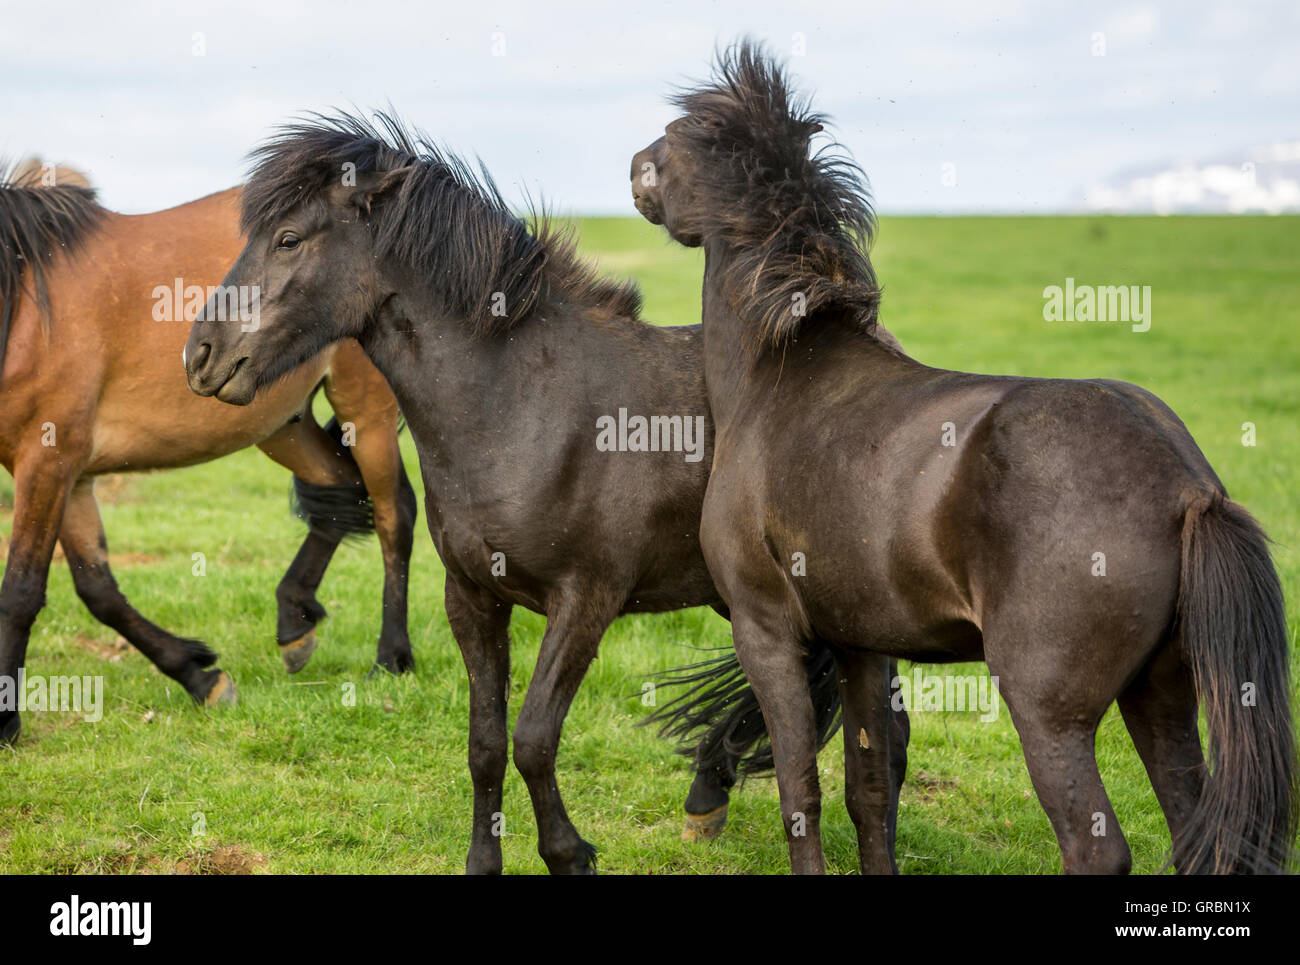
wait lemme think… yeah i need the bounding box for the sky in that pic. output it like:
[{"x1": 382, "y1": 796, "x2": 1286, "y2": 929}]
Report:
[{"x1": 1, "y1": 0, "x2": 1297, "y2": 215}]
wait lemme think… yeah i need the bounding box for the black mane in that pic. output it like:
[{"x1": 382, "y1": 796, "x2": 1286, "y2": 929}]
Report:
[
  {"x1": 241, "y1": 112, "x2": 641, "y2": 334},
  {"x1": 670, "y1": 40, "x2": 881, "y2": 349},
  {"x1": 0, "y1": 159, "x2": 104, "y2": 377}
]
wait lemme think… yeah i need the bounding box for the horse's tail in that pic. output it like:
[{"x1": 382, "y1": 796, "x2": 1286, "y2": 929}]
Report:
[
  {"x1": 644, "y1": 644, "x2": 842, "y2": 782},
  {"x1": 289, "y1": 413, "x2": 379, "y2": 543},
  {"x1": 0, "y1": 157, "x2": 103, "y2": 377},
  {"x1": 1176, "y1": 491, "x2": 1297, "y2": 873}
]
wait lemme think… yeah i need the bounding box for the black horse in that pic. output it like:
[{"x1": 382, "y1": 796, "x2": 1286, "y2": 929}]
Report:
[
  {"x1": 181, "y1": 112, "x2": 901, "y2": 873},
  {"x1": 630, "y1": 41, "x2": 1297, "y2": 874}
]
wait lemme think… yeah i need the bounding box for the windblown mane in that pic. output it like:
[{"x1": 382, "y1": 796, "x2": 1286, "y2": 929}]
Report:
[
  {"x1": 241, "y1": 112, "x2": 641, "y2": 334},
  {"x1": 0, "y1": 157, "x2": 103, "y2": 376},
  {"x1": 671, "y1": 41, "x2": 882, "y2": 349}
]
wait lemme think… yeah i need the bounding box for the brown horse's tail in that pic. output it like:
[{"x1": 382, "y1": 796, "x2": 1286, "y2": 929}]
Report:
[
  {"x1": 1176, "y1": 492, "x2": 1297, "y2": 873},
  {"x1": 0, "y1": 157, "x2": 103, "y2": 378}
]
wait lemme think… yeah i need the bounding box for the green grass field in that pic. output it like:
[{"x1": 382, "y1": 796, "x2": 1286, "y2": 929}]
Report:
[{"x1": 2, "y1": 215, "x2": 1297, "y2": 874}]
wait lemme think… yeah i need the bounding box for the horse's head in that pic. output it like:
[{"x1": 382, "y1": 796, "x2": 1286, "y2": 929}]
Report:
[
  {"x1": 630, "y1": 121, "x2": 705, "y2": 248},
  {"x1": 633, "y1": 41, "x2": 885, "y2": 349},
  {"x1": 185, "y1": 165, "x2": 409, "y2": 405}
]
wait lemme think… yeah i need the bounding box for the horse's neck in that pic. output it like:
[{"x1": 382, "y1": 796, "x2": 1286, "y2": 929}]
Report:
[
  {"x1": 357, "y1": 287, "x2": 680, "y2": 475},
  {"x1": 698, "y1": 243, "x2": 792, "y2": 429},
  {"x1": 699, "y1": 242, "x2": 908, "y2": 429},
  {"x1": 358, "y1": 293, "x2": 503, "y2": 450}
]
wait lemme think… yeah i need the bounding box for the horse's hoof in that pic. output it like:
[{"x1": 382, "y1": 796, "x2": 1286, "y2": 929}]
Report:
[
  {"x1": 279, "y1": 630, "x2": 317, "y2": 674},
  {"x1": 203, "y1": 671, "x2": 237, "y2": 707},
  {"x1": 682, "y1": 805, "x2": 727, "y2": 842},
  {"x1": 367, "y1": 656, "x2": 414, "y2": 680},
  {"x1": 0, "y1": 713, "x2": 20, "y2": 745}
]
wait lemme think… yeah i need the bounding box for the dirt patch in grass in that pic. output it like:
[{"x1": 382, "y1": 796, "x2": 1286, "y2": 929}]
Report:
[
  {"x1": 59, "y1": 842, "x2": 268, "y2": 875},
  {"x1": 71, "y1": 633, "x2": 131, "y2": 663},
  {"x1": 908, "y1": 769, "x2": 959, "y2": 803},
  {"x1": 99, "y1": 851, "x2": 170, "y2": 874},
  {"x1": 175, "y1": 844, "x2": 270, "y2": 875}
]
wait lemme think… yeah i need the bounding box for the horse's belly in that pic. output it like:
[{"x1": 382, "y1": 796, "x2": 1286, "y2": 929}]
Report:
[
  {"x1": 805, "y1": 587, "x2": 983, "y2": 661},
  {"x1": 87, "y1": 362, "x2": 326, "y2": 473}
]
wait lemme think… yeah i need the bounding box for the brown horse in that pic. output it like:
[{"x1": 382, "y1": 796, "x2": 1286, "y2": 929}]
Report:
[
  {"x1": 631, "y1": 42, "x2": 1297, "y2": 874},
  {"x1": 0, "y1": 158, "x2": 417, "y2": 743}
]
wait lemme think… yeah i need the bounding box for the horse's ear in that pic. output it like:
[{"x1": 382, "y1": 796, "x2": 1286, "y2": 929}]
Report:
[{"x1": 335, "y1": 166, "x2": 413, "y2": 215}]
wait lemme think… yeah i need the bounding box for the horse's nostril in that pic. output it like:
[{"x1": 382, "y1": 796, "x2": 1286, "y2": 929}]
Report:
[{"x1": 189, "y1": 341, "x2": 212, "y2": 372}]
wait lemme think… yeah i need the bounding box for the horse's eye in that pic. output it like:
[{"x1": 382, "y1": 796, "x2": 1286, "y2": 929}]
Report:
[{"x1": 277, "y1": 233, "x2": 300, "y2": 250}]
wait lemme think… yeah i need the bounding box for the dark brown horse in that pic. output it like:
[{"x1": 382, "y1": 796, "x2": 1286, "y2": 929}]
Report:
[
  {"x1": 180, "y1": 113, "x2": 902, "y2": 872},
  {"x1": 0, "y1": 159, "x2": 417, "y2": 745},
  {"x1": 631, "y1": 42, "x2": 1297, "y2": 874}
]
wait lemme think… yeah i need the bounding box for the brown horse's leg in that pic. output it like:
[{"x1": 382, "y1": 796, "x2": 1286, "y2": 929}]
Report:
[
  {"x1": 324, "y1": 347, "x2": 416, "y2": 675},
  {"x1": 445, "y1": 574, "x2": 512, "y2": 874},
  {"x1": 0, "y1": 455, "x2": 80, "y2": 742},
  {"x1": 257, "y1": 418, "x2": 362, "y2": 672},
  {"x1": 1117, "y1": 637, "x2": 1206, "y2": 872},
  {"x1": 729, "y1": 609, "x2": 826, "y2": 875},
  {"x1": 511, "y1": 591, "x2": 617, "y2": 874},
  {"x1": 271, "y1": 530, "x2": 338, "y2": 672},
  {"x1": 60, "y1": 478, "x2": 232, "y2": 704},
  {"x1": 834, "y1": 648, "x2": 898, "y2": 873}
]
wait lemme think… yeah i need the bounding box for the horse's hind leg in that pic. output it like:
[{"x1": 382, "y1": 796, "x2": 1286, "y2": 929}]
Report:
[
  {"x1": 332, "y1": 414, "x2": 414, "y2": 675},
  {"x1": 0, "y1": 454, "x2": 78, "y2": 742},
  {"x1": 1117, "y1": 637, "x2": 1206, "y2": 872},
  {"x1": 835, "y1": 649, "x2": 901, "y2": 873},
  {"x1": 324, "y1": 347, "x2": 416, "y2": 675},
  {"x1": 682, "y1": 761, "x2": 734, "y2": 842},
  {"x1": 986, "y1": 639, "x2": 1136, "y2": 874},
  {"x1": 445, "y1": 574, "x2": 512, "y2": 874},
  {"x1": 60, "y1": 478, "x2": 233, "y2": 705},
  {"x1": 512, "y1": 590, "x2": 618, "y2": 874},
  {"x1": 257, "y1": 418, "x2": 362, "y2": 672},
  {"x1": 272, "y1": 530, "x2": 338, "y2": 673}
]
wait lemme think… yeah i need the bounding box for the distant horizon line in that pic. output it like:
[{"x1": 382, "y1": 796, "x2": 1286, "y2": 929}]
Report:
[{"x1": 566, "y1": 209, "x2": 1300, "y2": 219}]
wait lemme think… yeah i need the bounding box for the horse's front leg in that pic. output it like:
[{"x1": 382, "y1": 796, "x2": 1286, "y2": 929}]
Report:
[
  {"x1": 444, "y1": 574, "x2": 512, "y2": 874},
  {"x1": 728, "y1": 606, "x2": 827, "y2": 874},
  {"x1": 1, "y1": 452, "x2": 80, "y2": 742},
  {"x1": 511, "y1": 591, "x2": 616, "y2": 874},
  {"x1": 323, "y1": 350, "x2": 417, "y2": 674}
]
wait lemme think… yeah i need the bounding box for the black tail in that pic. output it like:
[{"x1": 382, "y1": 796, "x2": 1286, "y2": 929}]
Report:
[
  {"x1": 1176, "y1": 492, "x2": 1297, "y2": 874},
  {"x1": 0, "y1": 159, "x2": 104, "y2": 378},
  {"x1": 645, "y1": 645, "x2": 842, "y2": 782},
  {"x1": 290, "y1": 416, "x2": 376, "y2": 543}
]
